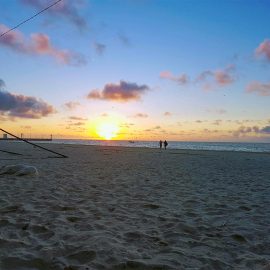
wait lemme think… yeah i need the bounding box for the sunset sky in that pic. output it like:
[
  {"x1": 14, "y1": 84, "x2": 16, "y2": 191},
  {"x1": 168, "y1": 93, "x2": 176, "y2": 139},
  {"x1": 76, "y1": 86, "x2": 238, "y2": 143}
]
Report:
[{"x1": 0, "y1": 0, "x2": 270, "y2": 142}]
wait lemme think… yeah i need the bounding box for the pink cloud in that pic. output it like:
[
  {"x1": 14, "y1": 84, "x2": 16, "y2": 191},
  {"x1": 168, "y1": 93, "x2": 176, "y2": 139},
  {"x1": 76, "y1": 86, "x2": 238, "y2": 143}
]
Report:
[
  {"x1": 215, "y1": 70, "x2": 234, "y2": 85},
  {"x1": 88, "y1": 90, "x2": 101, "y2": 99},
  {"x1": 0, "y1": 24, "x2": 27, "y2": 53},
  {"x1": 87, "y1": 81, "x2": 149, "y2": 102},
  {"x1": 255, "y1": 39, "x2": 270, "y2": 61},
  {"x1": 64, "y1": 101, "x2": 81, "y2": 110},
  {"x1": 197, "y1": 65, "x2": 235, "y2": 90},
  {"x1": 134, "y1": 113, "x2": 148, "y2": 118},
  {"x1": 160, "y1": 71, "x2": 188, "y2": 85},
  {"x1": 246, "y1": 81, "x2": 270, "y2": 96},
  {"x1": 0, "y1": 24, "x2": 86, "y2": 65}
]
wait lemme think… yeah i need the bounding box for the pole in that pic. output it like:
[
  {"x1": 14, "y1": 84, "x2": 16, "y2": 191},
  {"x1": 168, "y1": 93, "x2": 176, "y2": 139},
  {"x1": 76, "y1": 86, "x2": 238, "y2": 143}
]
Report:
[{"x1": 0, "y1": 128, "x2": 67, "y2": 158}]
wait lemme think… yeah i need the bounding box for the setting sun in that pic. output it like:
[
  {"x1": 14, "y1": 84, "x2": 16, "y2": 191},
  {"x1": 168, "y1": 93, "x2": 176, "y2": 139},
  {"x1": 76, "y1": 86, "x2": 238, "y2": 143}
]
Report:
[{"x1": 96, "y1": 123, "x2": 119, "y2": 140}]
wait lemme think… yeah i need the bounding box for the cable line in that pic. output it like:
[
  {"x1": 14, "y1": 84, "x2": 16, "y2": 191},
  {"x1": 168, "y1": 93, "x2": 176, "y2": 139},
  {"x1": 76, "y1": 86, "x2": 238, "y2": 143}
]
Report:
[{"x1": 0, "y1": 0, "x2": 62, "y2": 38}]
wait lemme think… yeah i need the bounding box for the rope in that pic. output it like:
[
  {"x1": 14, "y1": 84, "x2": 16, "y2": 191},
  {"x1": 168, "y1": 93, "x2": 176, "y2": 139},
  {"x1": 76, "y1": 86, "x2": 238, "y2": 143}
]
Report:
[{"x1": 0, "y1": 128, "x2": 68, "y2": 158}]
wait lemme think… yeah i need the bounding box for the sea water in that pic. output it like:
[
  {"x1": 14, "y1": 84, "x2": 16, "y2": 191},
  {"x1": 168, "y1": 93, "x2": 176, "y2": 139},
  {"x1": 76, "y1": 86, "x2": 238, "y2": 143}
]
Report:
[{"x1": 50, "y1": 139, "x2": 270, "y2": 153}]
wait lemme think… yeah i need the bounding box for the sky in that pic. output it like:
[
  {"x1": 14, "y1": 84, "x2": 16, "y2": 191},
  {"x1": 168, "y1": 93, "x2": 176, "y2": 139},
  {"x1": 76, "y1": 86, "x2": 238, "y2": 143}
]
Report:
[{"x1": 0, "y1": 0, "x2": 270, "y2": 142}]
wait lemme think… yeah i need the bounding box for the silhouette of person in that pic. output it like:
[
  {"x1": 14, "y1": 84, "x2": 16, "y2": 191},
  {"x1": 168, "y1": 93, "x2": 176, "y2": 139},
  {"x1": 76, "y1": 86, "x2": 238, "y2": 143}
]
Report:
[
  {"x1": 164, "y1": 140, "x2": 168, "y2": 150},
  {"x1": 159, "y1": 140, "x2": 163, "y2": 149}
]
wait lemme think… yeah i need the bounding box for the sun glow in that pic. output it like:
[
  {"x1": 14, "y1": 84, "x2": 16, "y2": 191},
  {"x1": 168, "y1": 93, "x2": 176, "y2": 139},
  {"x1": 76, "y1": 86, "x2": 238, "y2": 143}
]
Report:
[{"x1": 96, "y1": 122, "x2": 119, "y2": 140}]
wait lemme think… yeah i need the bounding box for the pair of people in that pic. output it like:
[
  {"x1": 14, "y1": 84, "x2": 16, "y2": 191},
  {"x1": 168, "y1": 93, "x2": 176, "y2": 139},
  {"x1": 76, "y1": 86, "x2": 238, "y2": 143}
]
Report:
[{"x1": 159, "y1": 140, "x2": 168, "y2": 149}]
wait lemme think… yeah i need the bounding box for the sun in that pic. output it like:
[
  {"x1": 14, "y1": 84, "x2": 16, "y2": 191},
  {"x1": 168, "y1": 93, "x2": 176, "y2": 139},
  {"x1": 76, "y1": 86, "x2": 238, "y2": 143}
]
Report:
[{"x1": 96, "y1": 122, "x2": 119, "y2": 140}]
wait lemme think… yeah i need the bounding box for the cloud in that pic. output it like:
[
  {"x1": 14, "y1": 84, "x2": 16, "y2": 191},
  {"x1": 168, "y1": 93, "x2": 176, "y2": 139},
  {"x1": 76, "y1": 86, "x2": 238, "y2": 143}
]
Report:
[
  {"x1": 87, "y1": 80, "x2": 149, "y2": 102},
  {"x1": 69, "y1": 116, "x2": 87, "y2": 121},
  {"x1": 212, "y1": 119, "x2": 222, "y2": 126},
  {"x1": 64, "y1": 101, "x2": 81, "y2": 110},
  {"x1": 160, "y1": 71, "x2": 188, "y2": 85},
  {"x1": 101, "y1": 113, "x2": 108, "y2": 117},
  {"x1": 260, "y1": 126, "x2": 270, "y2": 134},
  {"x1": 197, "y1": 65, "x2": 235, "y2": 90},
  {"x1": 206, "y1": 108, "x2": 227, "y2": 114},
  {"x1": 134, "y1": 113, "x2": 148, "y2": 118},
  {"x1": 69, "y1": 121, "x2": 85, "y2": 126},
  {"x1": 246, "y1": 81, "x2": 270, "y2": 96},
  {"x1": 232, "y1": 125, "x2": 265, "y2": 137},
  {"x1": 0, "y1": 24, "x2": 86, "y2": 65},
  {"x1": 120, "y1": 122, "x2": 134, "y2": 128},
  {"x1": 255, "y1": 39, "x2": 270, "y2": 61},
  {"x1": 0, "y1": 79, "x2": 6, "y2": 89},
  {"x1": 0, "y1": 90, "x2": 55, "y2": 119},
  {"x1": 94, "y1": 42, "x2": 106, "y2": 55},
  {"x1": 118, "y1": 32, "x2": 131, "y2": 47},
  {"x1": 164, "y1": 112, "x2": 172, "y2": 116},
  {"x1": 21, "y1": 0, "x2": 87, "y2": 30}
]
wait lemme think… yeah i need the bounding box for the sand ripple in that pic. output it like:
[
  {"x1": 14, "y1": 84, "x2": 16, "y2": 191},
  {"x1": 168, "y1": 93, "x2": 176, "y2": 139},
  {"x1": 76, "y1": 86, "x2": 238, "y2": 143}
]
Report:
[{"x1": 0, "y1": 143, "x2": 270, "y2": 269}]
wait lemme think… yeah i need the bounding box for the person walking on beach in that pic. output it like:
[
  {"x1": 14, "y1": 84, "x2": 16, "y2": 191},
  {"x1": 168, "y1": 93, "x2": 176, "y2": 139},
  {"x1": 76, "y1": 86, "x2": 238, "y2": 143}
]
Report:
[
  {"x1": 159, "y1": 140, "x2": 163, "y2": 149},
  {"x1": 164, "y1": 140, "x2": 168, "y2": 150}
]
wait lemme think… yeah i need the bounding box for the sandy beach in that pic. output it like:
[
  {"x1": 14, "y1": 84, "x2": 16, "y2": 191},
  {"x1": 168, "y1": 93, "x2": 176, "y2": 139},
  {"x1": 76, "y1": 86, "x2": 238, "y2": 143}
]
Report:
[{"x1": 0, "y1": 141, "x2": 270, "y2": 270}]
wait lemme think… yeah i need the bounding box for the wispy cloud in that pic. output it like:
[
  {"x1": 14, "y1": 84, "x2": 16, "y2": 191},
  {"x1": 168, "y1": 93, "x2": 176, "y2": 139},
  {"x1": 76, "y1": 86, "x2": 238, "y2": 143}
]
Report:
[
  {"x1": 68, "y1": 121, "x2": 85, "y2": 126},
  {"x1": 160, "y1": 71, "x2": 188, "y2": 85},
  {"x1": 0, "y1": 90, "x2": 55, "y2": 119},
  {"x1": 120, "y1": 122, "x2": 134, "y2": 128},
  {"x1": 255, "y1": 39, "x2": 270, "y2": 61},
  {"x1": 21, "y1": 0, "x2": 87, "y2": 30},
  {"x1": 94, "y1": 42, "x2": 106, "y2": 55},
  {"x1": 232, "y1": 126, "x2": 253, "y2": 137},
  {"x1": 64, "y1": 101, "x2": 81, "y2": 110},
  {"x1": 87, "y1": 80, "x2": 149, "y2": 102},
  {"x1": 206, "y1": 108, "x2": 227, "y2": 114},
  {"x1": 0, "y1": 24, "x2": 86, "y2": 65},
  {"x1": 212, "y1": 119, "x2": 222, "y2": 126},
  {"x1": 133, "y1": 113, "x2": 148, "y2": 118},
  {"x1": 196, "y1": 65, "x2": 235, "y2": 90},
  {"x1": 118, "y1": 32, "x2": 131, "y2": 47},
  {"x1": 164, "y1": 112, "x2": 172, "y2": 116},
  {"x1": 69, "y1": 116, "x2": 87, "y2": 121},
  {"x1": 231, "y1": 125, "x2": 270, "y2": 137},
  {"x1": 246, "y1": 81, "x2": 270, "y2": 96}
]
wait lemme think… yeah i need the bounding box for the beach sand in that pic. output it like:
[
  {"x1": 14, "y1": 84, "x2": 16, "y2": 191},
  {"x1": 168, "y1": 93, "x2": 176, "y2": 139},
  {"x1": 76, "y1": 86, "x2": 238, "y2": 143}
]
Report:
[{"x1": 0, "y1": 142, "x2": 270, "y2": 269}]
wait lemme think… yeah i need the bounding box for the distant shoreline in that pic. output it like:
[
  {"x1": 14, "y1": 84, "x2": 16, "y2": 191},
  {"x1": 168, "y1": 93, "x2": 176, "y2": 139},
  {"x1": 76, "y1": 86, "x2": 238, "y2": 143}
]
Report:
[
  {"x1": 35, "y1": 139, "x2": 270, "y2": 153},
  {"x1": 1, "y1": 140, "x2": 270, "y2": 154}
]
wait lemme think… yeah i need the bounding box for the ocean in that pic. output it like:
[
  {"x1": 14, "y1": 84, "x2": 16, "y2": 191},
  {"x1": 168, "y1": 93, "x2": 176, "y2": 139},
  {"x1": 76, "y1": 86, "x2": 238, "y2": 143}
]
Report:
[{"x1": 50, "y1": 139, "x2": 270, "y2": 153}]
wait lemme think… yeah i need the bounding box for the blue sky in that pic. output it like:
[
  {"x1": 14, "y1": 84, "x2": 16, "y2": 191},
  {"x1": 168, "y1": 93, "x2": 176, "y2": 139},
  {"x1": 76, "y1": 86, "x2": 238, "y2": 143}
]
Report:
[{"x1": 0, "y1": 0, "x2": 270, "y2": 141}]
